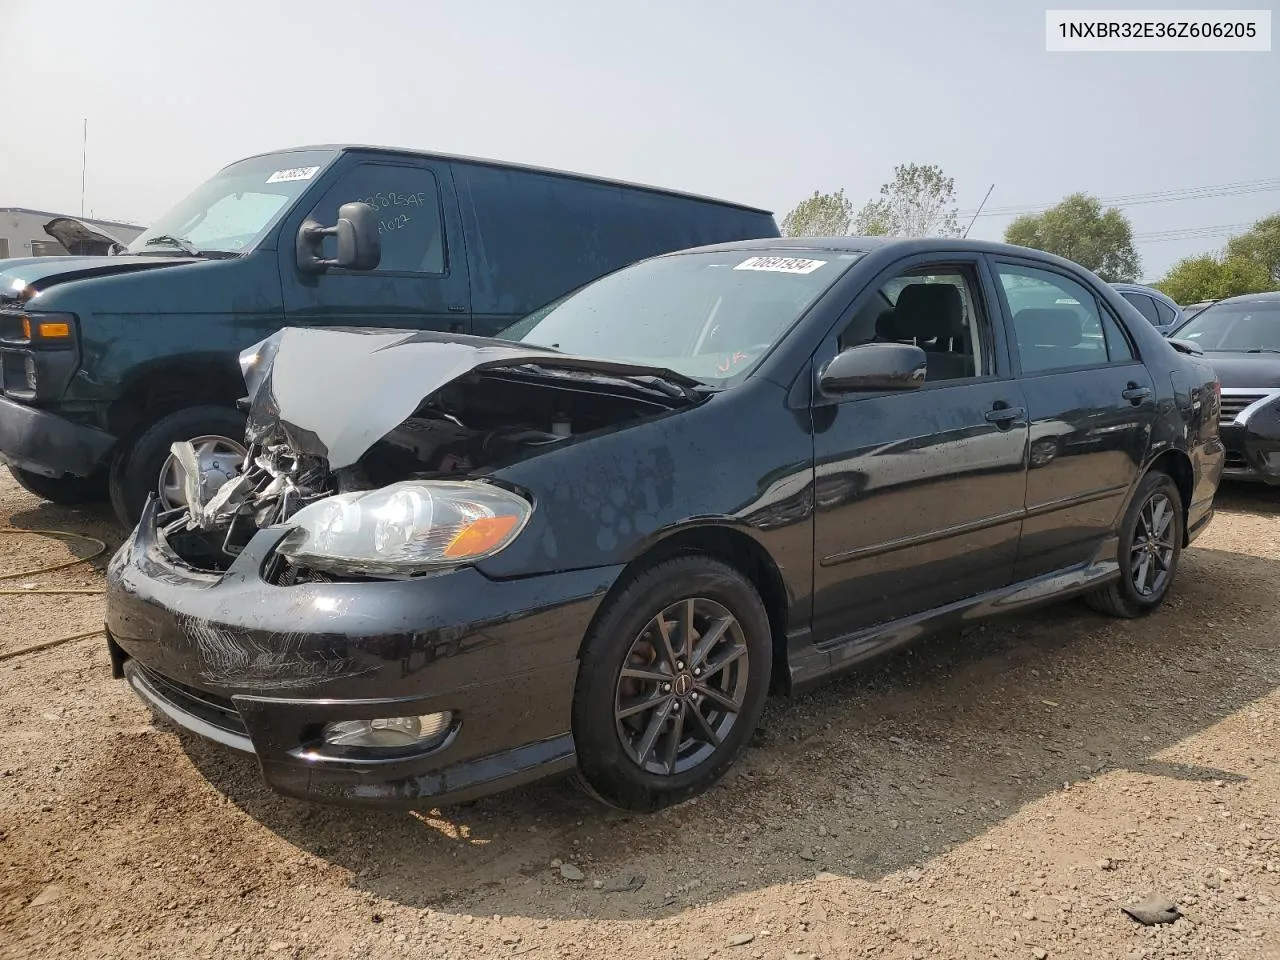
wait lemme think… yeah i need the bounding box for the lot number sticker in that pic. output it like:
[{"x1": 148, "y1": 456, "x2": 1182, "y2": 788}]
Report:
[
  {"x1": 734, "y1": 256, "x2": 827, "y2": 274},
  {"x1": 266, "y1": 166, "x2": 321, "y2": 183}
]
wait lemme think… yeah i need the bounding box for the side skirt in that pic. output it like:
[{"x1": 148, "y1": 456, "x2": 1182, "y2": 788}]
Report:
[{"x1": 786, "y1": 547, "x2": 1122, "y2": 695}]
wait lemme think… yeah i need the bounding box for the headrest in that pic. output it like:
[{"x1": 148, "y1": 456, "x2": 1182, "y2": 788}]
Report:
[
  {"x1": 875, "y1": 308, "x2": 904, "y2": 340},
  {"x1": 892, "y1": 283, "x2": 965, "y2": 341},
  {"x1": 1014, "y1": 308, "x2": 1083, "y2": 347}
]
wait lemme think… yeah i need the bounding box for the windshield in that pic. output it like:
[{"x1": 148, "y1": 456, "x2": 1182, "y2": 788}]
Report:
[
  {"x1": 126, "y1": 149, "x2": 339, "y2": 256},
  {"x1": 497, "y1": 249, "x2": 860, "y2": 383},
  {"x1": 1174, "y1": 301, "x2": 1280, "y2": 351}
]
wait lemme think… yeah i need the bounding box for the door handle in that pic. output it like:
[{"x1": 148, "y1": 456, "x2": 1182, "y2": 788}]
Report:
[
  {"x1": 1122, "y1": 383, "x2": 1152, "y2": 404},
  {"x1": 985, "y1": 403, "x2": 1025, "y2": 426}
]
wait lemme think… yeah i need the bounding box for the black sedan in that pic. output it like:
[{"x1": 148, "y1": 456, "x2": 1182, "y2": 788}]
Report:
[
  {"x1": 104, "y1": 238, "x2": 1225, "y2": 811},
  {"x1": 1169, "y1": 290, "x2": 1280, "y2": 484}
]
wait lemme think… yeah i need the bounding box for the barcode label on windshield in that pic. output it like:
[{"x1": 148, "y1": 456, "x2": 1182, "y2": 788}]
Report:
[
  {"x1": 734, "y1": 256, "x2": 827, "y2": 275},
  {"x1": 266, "y1": 166, "x2": 320, "y2": 183}
]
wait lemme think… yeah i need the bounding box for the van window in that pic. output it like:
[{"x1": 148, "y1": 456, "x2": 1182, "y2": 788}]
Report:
[
  {"x1": 455, "y1": 164, "x2": 770, "y2": 320},
  {"x1": 306, "y1": 163, "x2": 446, "y2": 274}
]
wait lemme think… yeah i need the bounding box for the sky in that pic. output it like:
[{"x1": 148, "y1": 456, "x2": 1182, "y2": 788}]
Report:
[{"x1": 2, "y1": 0, "x2": 1277, "y2": 281}]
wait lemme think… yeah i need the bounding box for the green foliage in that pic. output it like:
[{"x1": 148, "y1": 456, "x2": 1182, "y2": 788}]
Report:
[
  {"x1": 1004, "y1": 193, "x2": 1141, "y2": 282},
  {"x1": 781, "y1": 189, "x2": 853, "y2": 237},
  {"x1": 1225, "y1": 213, "x2": 1280, "y2": 284},
  {"x1": 1153, "y1": 253, "x2": 1272, "y2": 305},
  {"x1": 853, "y1": 163, "x2": 960, "y2": 238}
]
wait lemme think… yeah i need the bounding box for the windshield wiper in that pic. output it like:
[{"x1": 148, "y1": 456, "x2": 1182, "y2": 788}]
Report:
[
  {"x1": 144, "y1": 234, "x2": 201, "y2": 256},
  {"x1": 1246, "y1": 348, "x2": 1280, "y2": 354}
]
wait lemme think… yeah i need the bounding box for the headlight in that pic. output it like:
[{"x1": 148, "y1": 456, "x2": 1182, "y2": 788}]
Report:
[{"x1": 277, "y1": 480, "x2": 531, "y2": 576}]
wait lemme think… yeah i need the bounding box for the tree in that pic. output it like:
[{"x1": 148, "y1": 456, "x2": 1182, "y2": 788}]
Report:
[
  {"x1": 1154, "y1": 253, "x2": 1271, "y2": 305},
  {"x1": 1225, "y1": 213, "x2": 1280, "y2": 284},
  {"x1": 781, "y1": 189, "x2": 853, "y2": 237},
  {"x1": 1004, "y1": 193, "x2": 1141, "y2": 282},
  {"x1": 853, "y1": 163, "x2": 960, "y2": 238}
]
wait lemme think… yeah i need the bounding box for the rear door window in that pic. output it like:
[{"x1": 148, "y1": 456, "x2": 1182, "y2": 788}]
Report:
[
  {"x1": 1153, "y1": 297, "x2": 1178, "y2": 326},
  {"x1": 996, "y1": 263, "x2": 1130, "y2": 373}
]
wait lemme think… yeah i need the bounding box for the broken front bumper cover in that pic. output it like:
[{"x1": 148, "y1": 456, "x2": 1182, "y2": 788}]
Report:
[{"x1": 104, "y1": 498, "x2": 618, "y2": 807}]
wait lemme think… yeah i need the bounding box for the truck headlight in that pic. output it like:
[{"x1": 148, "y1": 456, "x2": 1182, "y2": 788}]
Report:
[
  {"x1": 24, "y1": 356, "x2": 37, "y2": 391},
  {"x1": 277, "y1": 480, "x2": 531, "y2": 576}
]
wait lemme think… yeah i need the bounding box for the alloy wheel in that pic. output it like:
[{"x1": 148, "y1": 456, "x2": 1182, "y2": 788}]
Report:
[
  {"x1": 1131, "y1": 491, "x2": 1176, "y2": 598},
  {"x1": 614, "y1": 597, "x2": 750, "y2": 776}
]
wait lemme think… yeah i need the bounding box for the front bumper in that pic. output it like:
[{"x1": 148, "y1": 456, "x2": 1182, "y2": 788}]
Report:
[
  {"x1": 104, "y1": 499, "x2": 621, "y2": 807},
  {"x1": 0, "y1": 395, "x2": 115, "y2": 478},
  {"x1": 1219, "y1": 390, "x2": 1280, "y2": 486}
]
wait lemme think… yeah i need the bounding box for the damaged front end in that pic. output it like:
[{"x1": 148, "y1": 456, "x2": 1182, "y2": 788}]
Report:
[{"x1": 161, "y1": 326, "x2": 704, "y2": 577}]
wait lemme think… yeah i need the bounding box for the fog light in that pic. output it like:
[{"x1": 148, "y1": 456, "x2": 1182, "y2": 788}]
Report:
[
  {"x1": 322, "y1": 711, "x2": 452, "y2": 749},
  {"x1": 24, "y1": 356, "x2": 37, "y2": 391}
]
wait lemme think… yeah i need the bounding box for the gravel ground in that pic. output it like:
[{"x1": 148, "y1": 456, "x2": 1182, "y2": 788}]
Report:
[{"x1": 2, "y1": 468, "x2": 1279, "y2": 960}]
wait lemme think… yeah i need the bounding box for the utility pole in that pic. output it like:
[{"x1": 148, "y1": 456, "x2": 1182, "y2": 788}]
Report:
[
  {"x1": 963, "y1": 183, "x2": 995, "y2": 239},
  {"x1": 81, "y1": 119, "x2": 88, "y2": 217}
]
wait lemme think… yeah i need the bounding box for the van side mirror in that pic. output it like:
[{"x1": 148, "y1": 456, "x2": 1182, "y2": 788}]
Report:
[
  {"x1": 296, "y1": 201, "x2": 381, "y2": 275},
  {"x1": 819, "y1": 342, "x2": 927, "y2": 395}
]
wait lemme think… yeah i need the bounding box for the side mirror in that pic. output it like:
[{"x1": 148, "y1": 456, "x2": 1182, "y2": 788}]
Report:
[
  {"x1": 1167, "y1": 337, "x2": 1204, "y2": 356},
  {"x1": 296, "y1": 201, "x2": 381, "y2": 275},
  {"x1": 819, "y1": 342, "x2": 927, "y2": 395}
]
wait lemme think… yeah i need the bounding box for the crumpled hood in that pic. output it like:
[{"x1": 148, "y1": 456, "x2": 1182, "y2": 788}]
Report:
[
  {"x1": 241, "y1": 326, "x2": 701, "y2": 469},
  {"x1": 1203, "y1": 353, "x2": 1280, "y2": 389},
  {"x1": 0, "y1": 254, "x2": 201, "y2": 304}
]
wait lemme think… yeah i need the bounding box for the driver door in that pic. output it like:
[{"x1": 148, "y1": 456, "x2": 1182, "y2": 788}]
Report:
[
  {"x1": 278, "y1": 154, "x2": 471, "y2": 333},
  {"x1": 810, "y1": 254, "x2": 1030, "y2": 648}
]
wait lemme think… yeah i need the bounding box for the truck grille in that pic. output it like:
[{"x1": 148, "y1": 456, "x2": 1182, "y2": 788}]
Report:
[{"x1": 1219, "y1": 391, "x2": 1272, "y2": 425}]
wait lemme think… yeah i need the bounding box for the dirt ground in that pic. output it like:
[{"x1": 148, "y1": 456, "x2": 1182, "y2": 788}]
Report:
[{"x1": 2, "y1": 469, "x2": 1279, "y2": 960}]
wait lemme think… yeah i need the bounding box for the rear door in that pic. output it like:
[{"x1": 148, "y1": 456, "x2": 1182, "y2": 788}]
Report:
[
  {"x1": 279, "y1": 154, "x2": 471, "y2": 332},
  {"x1": 810, "y1": 254, "x2": 1029, "y2": 647},
  {"x1": 991, "y1": 258, "x2": 1158, "y2": 580}
]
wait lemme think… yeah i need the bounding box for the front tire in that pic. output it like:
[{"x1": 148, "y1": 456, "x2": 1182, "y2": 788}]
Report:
[
  {"x1": 572, "y1": 555, "x2": 772, "y2": 812},
  {"x1": 6, "y1": 465, "x2": 109, "y2": 505},
  {"x1": 108, "y1": 405, "x2": 247, "y2": 528},
  {"x1": 1085, "y1": 470, "x2": 1183, "y2": 619}
]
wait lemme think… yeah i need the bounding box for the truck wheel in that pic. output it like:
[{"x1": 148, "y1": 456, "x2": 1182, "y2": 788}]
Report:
[
  {"x1": 6, "y1": 465, "x2": 109, "y2": 505},
  {"x1": 109, "y1": 406, "x2": 247, "y2": 528}
]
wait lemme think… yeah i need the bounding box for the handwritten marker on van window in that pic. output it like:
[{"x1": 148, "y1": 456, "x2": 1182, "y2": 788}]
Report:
[{"x1": 734, "y1": 256, "x2": 827, "y2": 274}]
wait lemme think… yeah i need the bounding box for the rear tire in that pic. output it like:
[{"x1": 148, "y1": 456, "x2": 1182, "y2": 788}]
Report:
[
  {"x1": 6, "y1": 465, "x2": 109, "y2": 505},
  {"x1": 572, "y1": 555, "x2": 772, "y2": 812},
  {"x1": 108, "y1": 405, "x2": 247, "y2": 528},
  {"x1": 1085, "y1": 470, "x2": 1183, "y2": 619}
]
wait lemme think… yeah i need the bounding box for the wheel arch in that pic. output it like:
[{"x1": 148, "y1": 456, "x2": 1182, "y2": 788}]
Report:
[
  {"x1": 106, "y1": 355, "x2": 245, "y2": 440},
  {"x1": 1145, "y1": 447, "x2": 1195, "y2": 545},
  {"x1": 586, "y1": 521, "x2": 792, "y2": 691}
]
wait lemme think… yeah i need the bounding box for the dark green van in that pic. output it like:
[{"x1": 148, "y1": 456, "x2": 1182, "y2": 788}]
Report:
[{"x1": 0, "y1": 145, "x2": 778, "y2": 524}]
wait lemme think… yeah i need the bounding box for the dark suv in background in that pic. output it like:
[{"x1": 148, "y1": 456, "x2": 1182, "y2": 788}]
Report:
[{"x1": 0, "y1": 145, "x2": 779, "y2": 526}]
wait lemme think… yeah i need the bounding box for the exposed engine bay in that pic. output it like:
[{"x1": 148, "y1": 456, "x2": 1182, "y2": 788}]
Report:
[{"x1": 161, "y1": 330, "x2": 701, "y2": 574}]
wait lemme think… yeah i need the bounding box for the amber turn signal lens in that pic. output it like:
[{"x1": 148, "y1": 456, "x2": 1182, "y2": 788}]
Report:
[
  {"x1": 37, "y1": 322, "x2": 71, "y2": 338},
  {"x1": 20, "y1": 317, "x2": 30, "y2": 339},
  {"x1": 443, "y1": 515, "x2": 521, "y2": 559}
]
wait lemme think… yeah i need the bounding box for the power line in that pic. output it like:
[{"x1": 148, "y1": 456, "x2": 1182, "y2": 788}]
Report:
[
  {"x1": 1131, "y1": 221, "x2": 1256, "y2": 244},
  {"x1": 959, "y1": 177, "x2": 1280, "y2": 219}
]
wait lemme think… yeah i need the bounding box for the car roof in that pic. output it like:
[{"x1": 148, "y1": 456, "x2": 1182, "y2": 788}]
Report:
[
  {"x1": 1207, "y1": 290, "x2": 1280, "y2": 306},
  {"x1": 234, "y1": 144, "x2": 774, "y2": 216},
  {"x1": 660, "y1": 235, "x2": 1101, "y2": 272}
]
